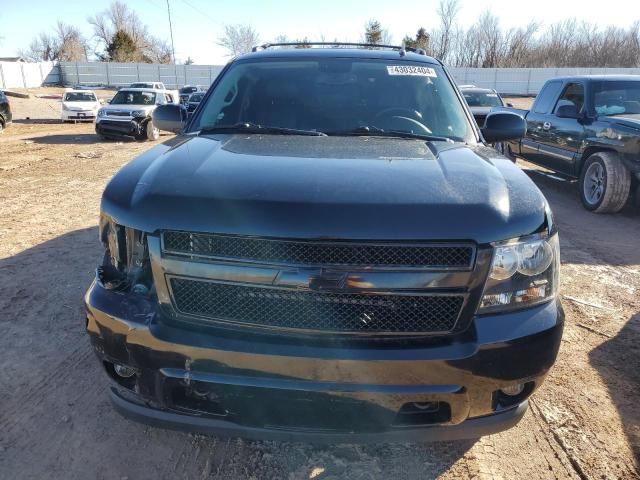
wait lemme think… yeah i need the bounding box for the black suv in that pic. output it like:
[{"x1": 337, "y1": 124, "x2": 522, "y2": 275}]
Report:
[
  {"x1": 460, "y1": 85, "x2": 510, "y2": 127},
  {"x1": 0, "y1": 90, "x2": 12, "y2": 133},
  {"x1": 178, "y1": 85, "x2": 204, "y2": 105},
  {"x1": 85, "y1": 43, "x2": 563, "y2": 443}
]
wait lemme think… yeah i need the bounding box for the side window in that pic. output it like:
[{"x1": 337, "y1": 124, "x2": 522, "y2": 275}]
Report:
[
  {"x1": 533, "y1": 81, "x2": 563, "y2": 114},
  {"x1": 553, "y1": 83, "x2": 585, "y2": 114},
  {"x1": 165, "y1": 94, "x2": 173, "y2": 104}
]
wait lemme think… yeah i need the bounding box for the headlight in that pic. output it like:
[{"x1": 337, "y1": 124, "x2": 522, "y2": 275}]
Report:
[
  {"x1": 99, "y1": 214, "x2": 127, "y2": 270},
  {"x1": 477, "y1": 232, "x2": 559, "y2": 313},
  {"x1": 98, "y1": 213, "x2": 150, "y2": 291},
  {"x1": 132, "y1": 110, "x2": 147, "y2": 118},
  {"x1": 97, "y1": 109, "x2": 106, "y2": 117}
]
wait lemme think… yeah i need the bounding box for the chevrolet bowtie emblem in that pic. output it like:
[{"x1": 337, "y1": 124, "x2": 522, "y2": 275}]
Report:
[{"x1": 308, "y1": 272, "x2": 348, "y2": 291}]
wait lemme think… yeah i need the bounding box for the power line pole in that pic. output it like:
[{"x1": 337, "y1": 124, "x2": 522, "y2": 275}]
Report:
[
  {"x1": 166, "y1": 0, "x2": 176, "y2": 63},
  {"x1": 166, "y1": 0, "x2": 177, "y2": 87}
]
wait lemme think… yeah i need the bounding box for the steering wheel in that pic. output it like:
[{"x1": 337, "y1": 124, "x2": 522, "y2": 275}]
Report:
[{"x1": 372, "y1": 108, "x2": 432, "y2": 134}]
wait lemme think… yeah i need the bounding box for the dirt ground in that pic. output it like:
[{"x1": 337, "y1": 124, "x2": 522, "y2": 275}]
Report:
[{"x1": 0, "y1": 90, "x2": 638, "y2": 480}]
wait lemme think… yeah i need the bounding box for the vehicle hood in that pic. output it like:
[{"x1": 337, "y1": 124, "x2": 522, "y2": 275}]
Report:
[
  {"x1": 63, "y1": 101, "x2": 99, "y2": 110},
  {"x1": 102, "y1": 135, "x2": 549, "y2": 244},
  {"x1": 101, "y1": 104, "x2": 155, "y2": 112},
  {"x1": 468, "y1": 106, "x2": 493, "y2": 114},
  {"x1": 605, "y1": 113, "x2": 640, "y2": 130}
]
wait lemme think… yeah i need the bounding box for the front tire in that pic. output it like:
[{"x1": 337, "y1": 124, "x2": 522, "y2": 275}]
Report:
[
  {"x1": 145, "y1": 120, "x2": 160, "y2": 141},
  {"x1": 579, "y1": 152, "x2": 631, "y2": 213}
]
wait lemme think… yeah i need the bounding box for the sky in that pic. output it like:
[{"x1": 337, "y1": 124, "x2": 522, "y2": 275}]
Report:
[{"x1": 1, "y1": 0, "x2": 639, "y2": 64}]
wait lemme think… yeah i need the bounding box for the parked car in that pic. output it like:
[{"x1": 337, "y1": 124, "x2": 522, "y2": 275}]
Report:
[
  {"x1": 186, "y1": 91, "x2": 205, "y2": 114},
  {"x1": 0, "y1": 90, "x2": 12, "y2": 133},
  {"x1": 178, "y1": 85, "x2": 204, "y2": 105},
  {"x1": 130, "y1": 82, "x2": 166, "y2": 90},
  {"x1": 459, "y1": 86, "x2": 511, "y2": 127},
  {"x1": 95, "y1": 88, "x2": 181, "y2": 141},
  {"x1": 504, "y1": 75, "x2": 640, "y2": 213},
  {"x1": 61, "y1": 89, "x2": 101, "y2": 122},
  {"x1": 86, "y1": 43, "x2": 562, "y2": 443}
]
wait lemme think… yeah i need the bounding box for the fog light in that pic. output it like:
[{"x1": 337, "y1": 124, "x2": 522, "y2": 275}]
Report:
[
  {"x1": 114, "y1": 364, "x2": 136, "y2": 378},
  {"x1": 500, "y1": 383, "x2": 525, "y2": 396}
]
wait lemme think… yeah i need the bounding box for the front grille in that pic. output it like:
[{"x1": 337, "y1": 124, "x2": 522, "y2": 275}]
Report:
[
  {"x1": 106, "y1": 111, "x2": 131, "y2": 117},
  {"x1": 163, "y1": 232, "x2": 474, "y2": 269},
  {"x1": 98, "y1": 120, "x2": 135, "y2": 134},
  {"x1": 170, "y1": 278, "x2": 464, "y2": 334}
]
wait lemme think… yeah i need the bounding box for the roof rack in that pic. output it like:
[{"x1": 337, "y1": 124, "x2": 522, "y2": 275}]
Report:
[{"x1": 251, "y1": 42, "x2": 427, "y2": 56}]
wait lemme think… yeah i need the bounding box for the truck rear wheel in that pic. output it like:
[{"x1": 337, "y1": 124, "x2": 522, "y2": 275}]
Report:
[{"x1": 579, "y1": 152, "x2": 630, "y2": 213}]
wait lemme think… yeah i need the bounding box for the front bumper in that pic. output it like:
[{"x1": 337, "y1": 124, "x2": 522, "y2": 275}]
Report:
[
  {"x1": 85, "y1": 281, "x2": 563, "y2": 442},
  {"x1": 95, "y1": 119, "x2": 143, "y2": 138},
  {"x1": 62, "y1": 111, "x2": 96, "y2": 121}
]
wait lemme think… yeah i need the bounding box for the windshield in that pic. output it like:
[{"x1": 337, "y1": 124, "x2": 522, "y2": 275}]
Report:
[
  {"x1": 180, "y1": 86, "x2": 198, "y2": 94},
  {"x1": 462, "y1": 90, "x2": 503, "y2": 107},
  {"x1": 110, "y1": 90, "x2": 156, "y2": 105},
  {"x1": 191, "y1": 58, "x2": 475, "y2": 142},
  {"x1": 130, "y1": 83, "x2": 152, "y2": 88},
  {"x1": 189, "y1": 93, "x2": 205, "y2": 102},
  {"x1": 592, "y1": 80, "x2": 640, "y2": 116},
  {"x1": 64, "y1": 92, "x2": 96, "y2": 102}
]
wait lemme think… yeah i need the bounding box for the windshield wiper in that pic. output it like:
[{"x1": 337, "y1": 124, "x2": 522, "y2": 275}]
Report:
[
  {"x1": 199, "y1": 122, "x2": 327, "y2": 136},
  {"x1": 325, "y1": 126, "x2": 453, "y2": 142}
]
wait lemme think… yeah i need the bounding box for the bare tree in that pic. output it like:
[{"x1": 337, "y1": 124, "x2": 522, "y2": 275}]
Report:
[
  {"x1": 432, "y1": 8, "x2": 640, "y2": 68},
  {"x1": 21, "y1": 21, "x2": 88, "y2": 62},
  {"x1": 432, "y1": 0, "x2": 460, "y2": 61},
  {"x1": 217, "y1": 24, "x2": 260, "y2": 56},
  {"x1": 89, "y1": 1, "x2": 149, "y2": 51},
  {"x1": 501, "y1": 22, "x2": 540, "y2": 67},
  {"x1": 55, "y1": 22, "x2": 88, "y2": 61},
  {"x1": 272, "y1": 34, "x2": 290, "y2": 44},
  {"x1": 88, "y1": 1, "x2": 172, "y2": 63},
  {"x1": 21, "y1": 33, "x2": 58, "y2": 61}
]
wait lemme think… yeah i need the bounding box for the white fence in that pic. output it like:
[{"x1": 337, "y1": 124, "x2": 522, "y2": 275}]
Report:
[
  {"x1": 448, "y1": 67, "x2": 640, "y2": 95},
  {"x1": 0, "y1": 61, "x2": 60, "y2": 89},
  {"x1": 4, "y1": 61, "x2": 640, "y2": 94},
  {"x1": 59, "y1": 62, "x2": 223, "y2": 89}
]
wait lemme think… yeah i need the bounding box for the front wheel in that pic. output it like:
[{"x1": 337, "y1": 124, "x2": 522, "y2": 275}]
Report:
[
  {"x1": 145, "y1": 120, "x2": 160, "y2": 141},
  {"x1": 579, "y1": 152, "x2": 631, "y2": 213}
]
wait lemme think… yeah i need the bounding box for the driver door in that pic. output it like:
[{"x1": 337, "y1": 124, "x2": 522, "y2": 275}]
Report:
[{"x1": 536, "y1": 82, "x2": 586, "y2": 175}]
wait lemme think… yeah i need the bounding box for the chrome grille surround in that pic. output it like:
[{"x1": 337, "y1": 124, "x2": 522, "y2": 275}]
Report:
[{"x1": 149, "y1": 233, "x2": 479, "y2": 336}]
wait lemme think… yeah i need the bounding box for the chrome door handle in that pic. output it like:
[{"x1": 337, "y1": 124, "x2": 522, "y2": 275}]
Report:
[{"x1": 542, "y1": 122, "x2": 551, "y2": 130}]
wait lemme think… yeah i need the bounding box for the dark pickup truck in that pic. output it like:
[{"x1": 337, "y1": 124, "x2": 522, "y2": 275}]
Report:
[
  {"x1": 84, "y1": 43, "x2": 563, "y2": 443},
  {"x1": 504, "y1": 76, "x2": 640, "y2": 213}
]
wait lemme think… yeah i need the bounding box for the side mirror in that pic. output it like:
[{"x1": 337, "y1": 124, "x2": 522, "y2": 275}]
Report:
[
  {"x1": 481, "y1": 111, "x2": 526, "y2": 143},
  {"x1": 153, "y1": 104, "x2": 188, "y2": 133},
  {"x1": 506, "y1": 102, "x2": 513, "y2": 108},
  {"x1": 556, "y1": 104, "x2": 579, "y2": 118}
]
